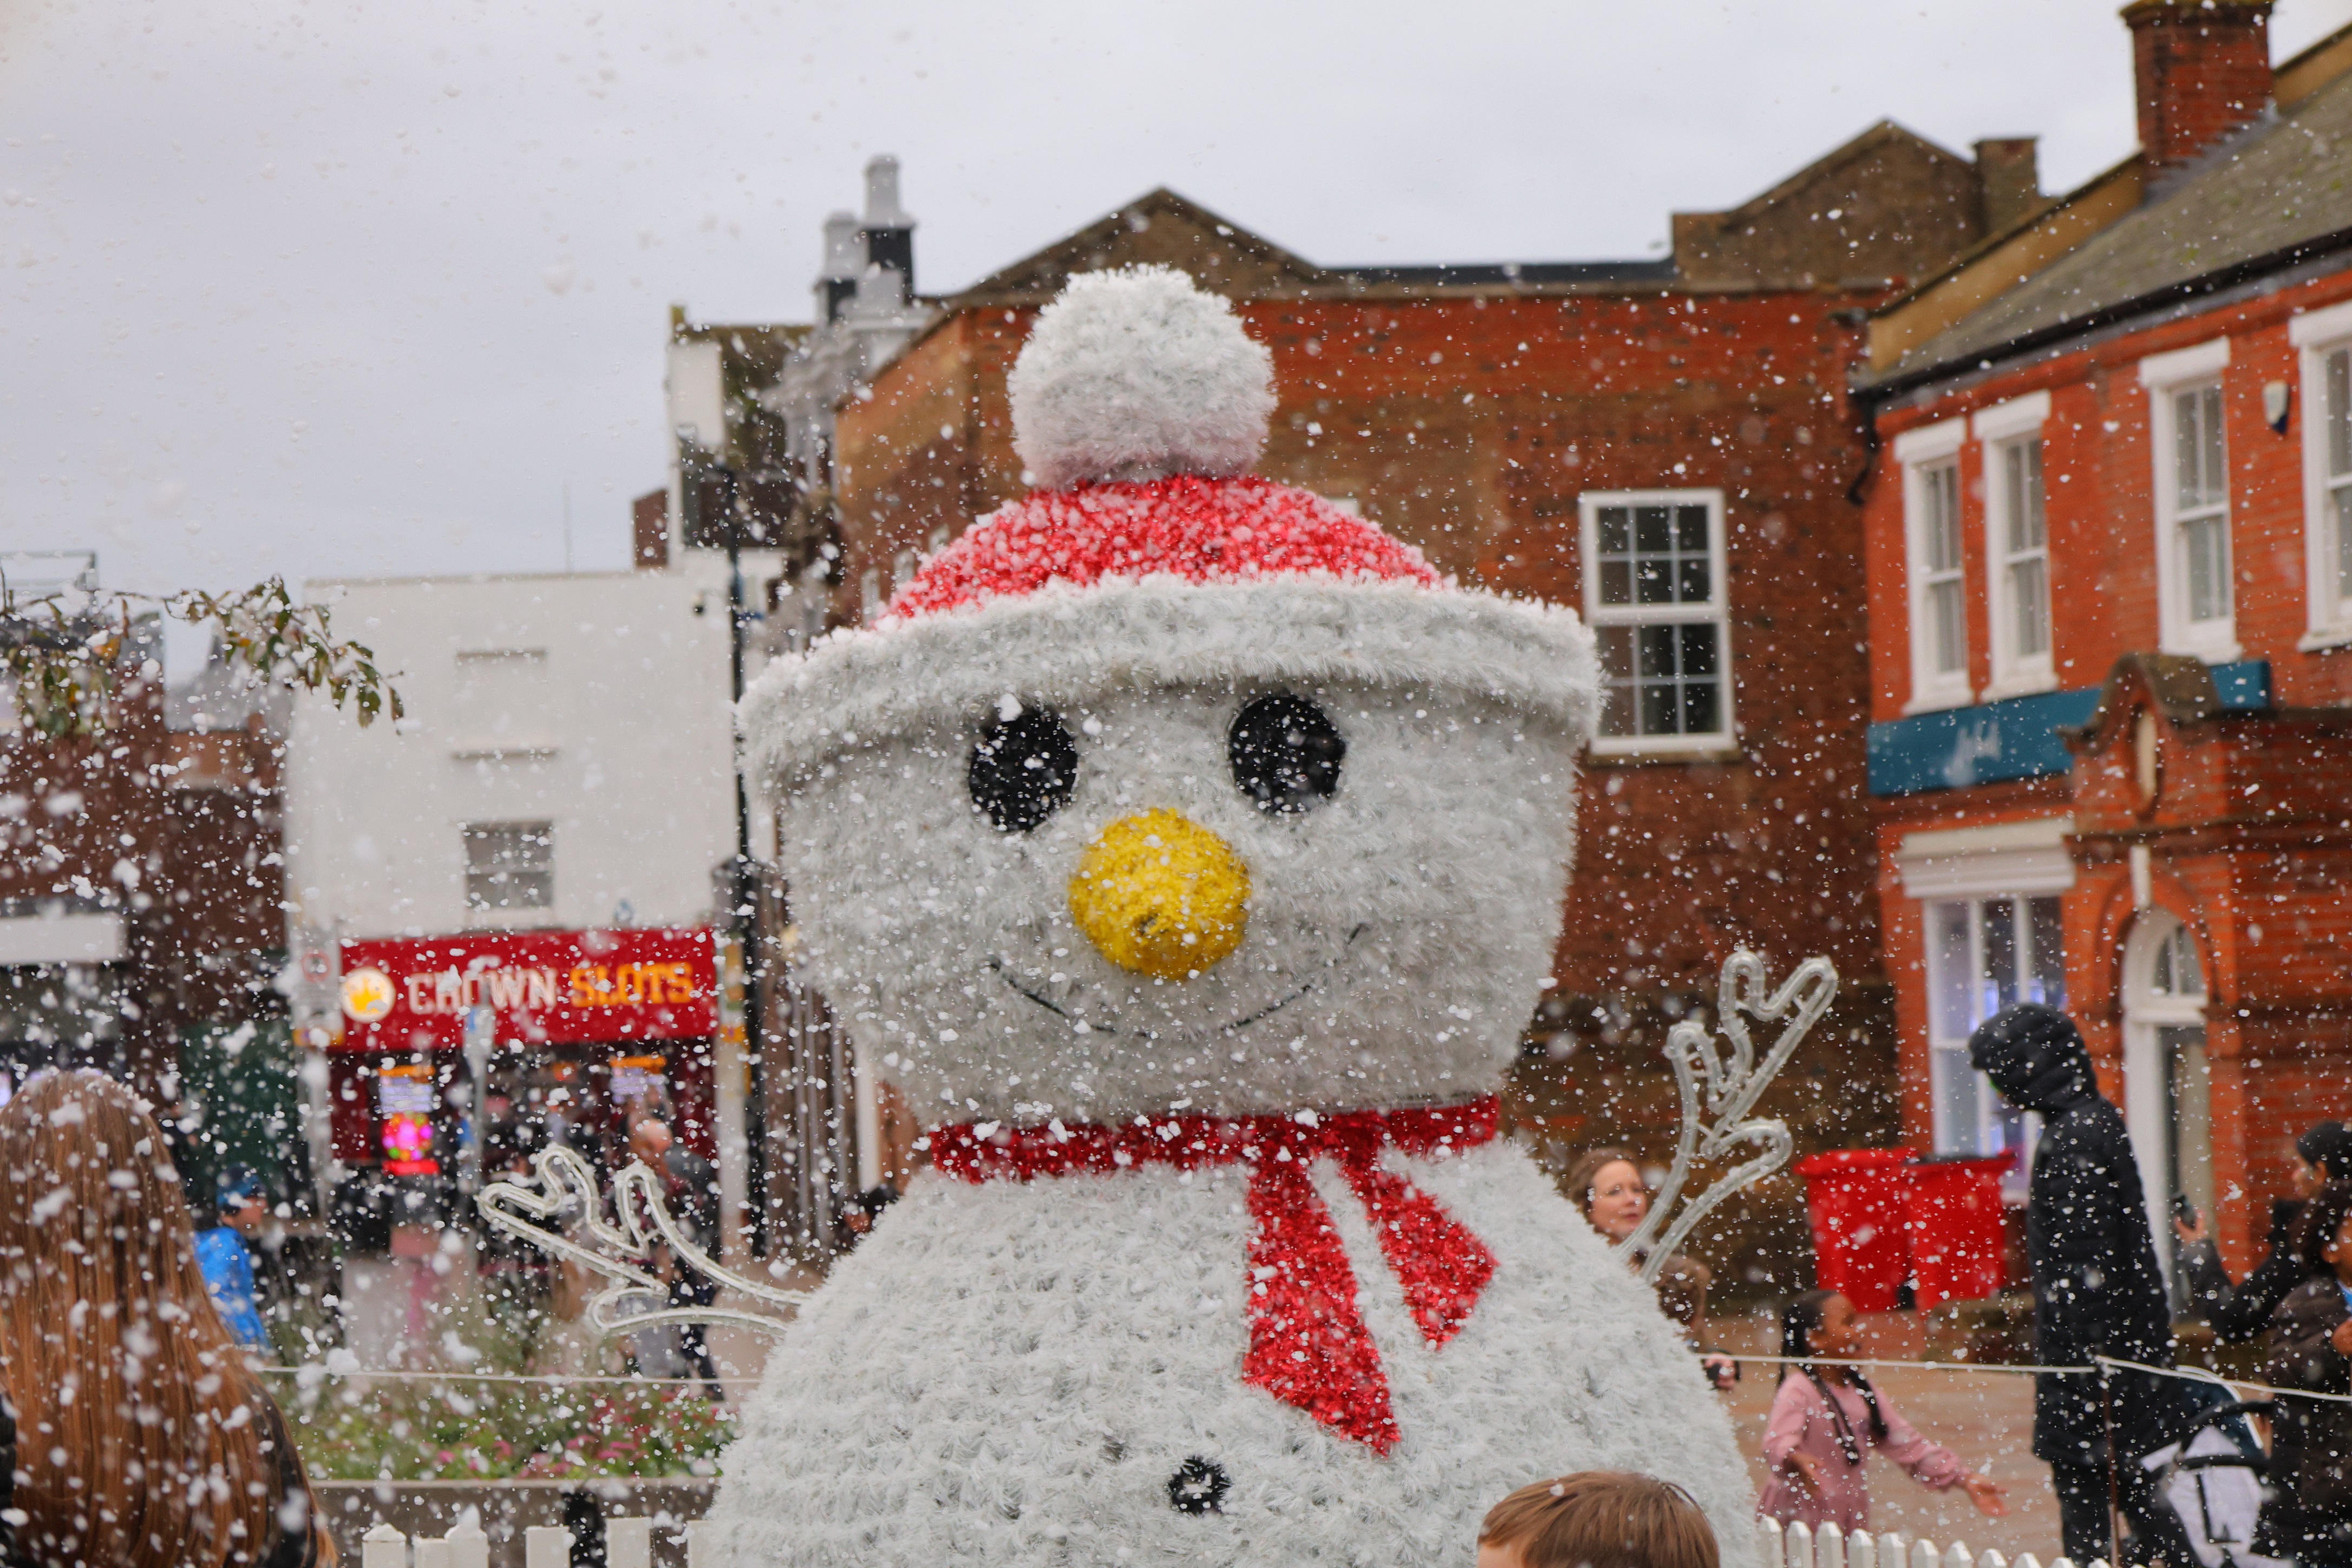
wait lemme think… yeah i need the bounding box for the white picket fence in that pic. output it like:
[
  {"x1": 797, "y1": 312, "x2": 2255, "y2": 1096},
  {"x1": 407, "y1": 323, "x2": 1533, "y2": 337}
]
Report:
[
  {"x1": 1758, "y1": 1517, "x2": 2114, "y2": 1568},
  {"x1": 356, "y1": 1513, "x2": 718, "y2": 1567},
  {"x1": 365, "y1": 1508, "x2": 2077, "y2": 1568}
]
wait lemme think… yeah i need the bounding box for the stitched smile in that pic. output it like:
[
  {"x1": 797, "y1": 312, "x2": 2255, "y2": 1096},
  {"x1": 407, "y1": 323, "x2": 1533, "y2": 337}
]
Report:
[{"x1": 988, "y1": 925, "x2": 1368, "y2": 1039}]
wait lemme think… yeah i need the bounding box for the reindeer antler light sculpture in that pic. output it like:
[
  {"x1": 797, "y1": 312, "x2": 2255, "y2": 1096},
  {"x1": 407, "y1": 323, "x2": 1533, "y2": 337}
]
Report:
[
  {"x1": 477, "y1": 1146, "x2": 806, "y2": 1339},
  {"x1": 1617, "y1": 949, "x2": 1838, "y2": 1286}
]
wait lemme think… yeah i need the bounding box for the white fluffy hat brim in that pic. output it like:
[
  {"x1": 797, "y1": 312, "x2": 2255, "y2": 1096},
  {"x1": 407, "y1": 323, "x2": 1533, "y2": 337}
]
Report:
[{"x1": 742, "y1": 577, "x2": 1600, "y2": 783}]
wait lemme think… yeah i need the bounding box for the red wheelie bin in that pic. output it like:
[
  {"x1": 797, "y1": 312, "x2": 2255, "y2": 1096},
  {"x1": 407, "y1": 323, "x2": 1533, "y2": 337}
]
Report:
[
  {"x1": 1903, "y1": 1153, "x2": 2012, "y2": 1310},
  {"x1": 1795, "y1": 1147, "x2": 1913, "y2": 1312}
]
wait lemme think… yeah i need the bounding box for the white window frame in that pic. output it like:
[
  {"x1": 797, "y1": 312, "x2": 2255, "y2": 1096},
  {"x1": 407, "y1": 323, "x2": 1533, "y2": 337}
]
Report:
[
  {"x1": 1895, "y1": 816, "x2": 2075, "y2": 1187},
  {"x1": 1578, "y1": 489, "x2": 1734, "y2": 757},
  {"x1": 1895, "y1": 418, "x2": 1972, "y2": 713},
  {"x1": 462, "y1": 820, "x2": 556, "y2": 923},
  {"x1": 1971, "y1": 393, "x2": 2056, "y2": 698},
  {"x1": 2121, "y1": 911, "x2": 2210, "y2": 1284},
  {"x1": 2291, "y1": 299, "x2": 2352, "y2": 649},
  {"x1": 2140, "y1": 338, "x2": 2240, "y2": 662}
]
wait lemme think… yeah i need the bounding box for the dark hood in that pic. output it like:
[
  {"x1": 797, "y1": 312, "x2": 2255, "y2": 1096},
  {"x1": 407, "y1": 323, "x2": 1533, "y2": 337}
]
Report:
[
  {"x1": 1968, "y1": 1003, "x2": 2097, "y2": 1114},
  {"x1": 2299, "y1": 1120, "x2": 2352, "y2": 1182}
]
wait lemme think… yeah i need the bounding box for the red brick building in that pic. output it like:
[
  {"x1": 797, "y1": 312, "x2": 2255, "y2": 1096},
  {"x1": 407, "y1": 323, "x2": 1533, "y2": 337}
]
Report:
[
  {"x1": 1854, "y1": 3, "x2": 2352, "y2": 1273},
  {"x1": 821, "y1": 127, "x2": 2055, "y2": 1262},
  {"x1": 1, "y1": 599, "x2": 299, "y2": 1201}
]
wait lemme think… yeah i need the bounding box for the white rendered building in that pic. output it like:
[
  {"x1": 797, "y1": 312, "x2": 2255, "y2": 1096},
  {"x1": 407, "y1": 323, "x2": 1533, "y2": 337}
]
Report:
[
  {"x1": 285, "y1": 561, "x2": 763, "y2": 946},
  {"x1": 282, "y1": 557, "x2": 789, "y2": 1305}
]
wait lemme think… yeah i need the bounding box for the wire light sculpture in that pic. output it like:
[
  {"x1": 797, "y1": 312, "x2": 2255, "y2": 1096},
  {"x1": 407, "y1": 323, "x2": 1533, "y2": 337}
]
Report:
[
  {"x1": 484, "y1": 946, "x2": 1837, "y2": 1330},
  {"x1": 1618, "y1": 949, "x2": 1838, "y2": 1286},
  {"x1": 478, "y1": 1145, "x2": 805, "y2": 1338}
]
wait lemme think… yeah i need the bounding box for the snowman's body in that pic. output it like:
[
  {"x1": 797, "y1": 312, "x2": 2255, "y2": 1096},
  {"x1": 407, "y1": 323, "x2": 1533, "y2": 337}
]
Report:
[
  {"x1": 711, "y1": 269, "x2": 1760, "y2": 1566},
  {"x1": 716, "y1": 1146, "x2": 1754, "y2": 1565}
]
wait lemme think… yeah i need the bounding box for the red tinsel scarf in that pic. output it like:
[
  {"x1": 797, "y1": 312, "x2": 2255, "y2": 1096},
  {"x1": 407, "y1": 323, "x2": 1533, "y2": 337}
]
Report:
[{"x1": 929, "y1": 1097, "x2": 1500, "y2": 1454}]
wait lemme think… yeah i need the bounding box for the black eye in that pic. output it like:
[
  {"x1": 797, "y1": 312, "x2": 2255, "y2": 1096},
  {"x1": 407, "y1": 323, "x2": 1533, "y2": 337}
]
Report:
[
  {"x1": 968, "y1": 704, "x2": 1078, "y2": 833},
  {"x1": 1229, "y1": 692, "x2": 1344, "y2": 813}
]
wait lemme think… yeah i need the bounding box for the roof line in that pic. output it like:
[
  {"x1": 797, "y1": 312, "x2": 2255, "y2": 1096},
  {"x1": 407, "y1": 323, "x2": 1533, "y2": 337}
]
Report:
[
  {"x1": 1855, "y1": 219, "x2": 2352, "y2": 404},
  {"x1": 1692, "y1": 119, "x2": 1966, "y2": 230},
  {"x1": 2278, "y1": 16, "x2": 2352, "y2": 107},
  {"x1": 1327, "y1": 259, "x2": 1676, "y2": 286},
  {"x1": 1864, "y1": 152, "x2": 2144, "y2": 370},
  {"x1": 1865, "y1": 15, "x2": 2352, "y2": 375}
]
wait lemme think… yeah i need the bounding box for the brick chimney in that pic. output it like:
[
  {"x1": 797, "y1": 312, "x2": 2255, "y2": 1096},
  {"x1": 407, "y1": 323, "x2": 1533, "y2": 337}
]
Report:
[
  {"x1": 1974, "y1": 138, "x2": 2043, "y2": 232},
  {"x1": 2122, "y1": 0, "x2": 2275, "y2": 177}
]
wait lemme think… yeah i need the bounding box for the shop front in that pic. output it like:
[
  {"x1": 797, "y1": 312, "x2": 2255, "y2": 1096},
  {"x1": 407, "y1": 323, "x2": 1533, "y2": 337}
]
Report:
[
  {"x1": 332, "y1": 927, "x2": 721, "y2": 1212},
  {"x1": 1874, "y1": 655, "x2": 2352, "y2": 1287}
]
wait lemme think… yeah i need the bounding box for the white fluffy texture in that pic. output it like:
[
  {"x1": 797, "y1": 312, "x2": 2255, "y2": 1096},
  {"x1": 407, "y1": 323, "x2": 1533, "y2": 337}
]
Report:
[
  {"x1": 708, "y1": 1144, "x2": 1761, "y2": 1568},
  {"x1": 1008, "y1": 266, "x2": 1277, "y2": 492},
  {"x1": 742, "y1": 577, "x2": 1600, "y2": 795},
  {"x1": 769, "y1": 678, "x2": 1580, "y2": 1123},
  {"x1": 720, "y1": 539, "x2": 1695, "y2": 1560}
]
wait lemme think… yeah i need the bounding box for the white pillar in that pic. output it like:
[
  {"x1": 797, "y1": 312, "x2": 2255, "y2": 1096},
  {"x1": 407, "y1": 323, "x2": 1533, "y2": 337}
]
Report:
[
  {"x1": 523, "y1": 1526, "x2": 573, "y2": 1568},
  {"x1": 360, "y1": 1522, "x2": 409, "y2": 1568},
  {"x1": 443, "y1": 1520, "x2": 488, "y2": 1568},
  {"x1": 607, "y1": 1515, "x2": 652, "y2": 1568}
]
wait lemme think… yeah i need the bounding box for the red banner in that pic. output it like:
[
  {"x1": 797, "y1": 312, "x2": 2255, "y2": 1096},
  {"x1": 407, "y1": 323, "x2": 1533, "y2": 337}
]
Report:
[{"x1": 336, "y1": 928, "x2": 717, "y2": 1054}]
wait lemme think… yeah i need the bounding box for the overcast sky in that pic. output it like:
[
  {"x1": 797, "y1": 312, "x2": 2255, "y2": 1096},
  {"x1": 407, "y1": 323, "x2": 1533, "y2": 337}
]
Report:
[{"x1": 5, "y1": 0, "x2": 2350, "y2": 630}]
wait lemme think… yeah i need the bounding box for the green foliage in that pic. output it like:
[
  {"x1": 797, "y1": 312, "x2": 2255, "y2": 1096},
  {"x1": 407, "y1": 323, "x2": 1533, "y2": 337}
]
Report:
[
  {"x1": 0, "y1": 574, "x2": 403, "y2": 738},
  {"x1": 267, "y1": 1247, "x2": 733, "y2": 1481},
  {"x1": 284, "y1": 1374, "x2": 734, "y2": 1481}
]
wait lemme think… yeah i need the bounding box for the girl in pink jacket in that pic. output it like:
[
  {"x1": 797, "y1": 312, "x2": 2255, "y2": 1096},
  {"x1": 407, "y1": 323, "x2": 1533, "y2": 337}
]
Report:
[{"x1": 1758, "y1": 1290, "x2": 2009, "y2": 1532}]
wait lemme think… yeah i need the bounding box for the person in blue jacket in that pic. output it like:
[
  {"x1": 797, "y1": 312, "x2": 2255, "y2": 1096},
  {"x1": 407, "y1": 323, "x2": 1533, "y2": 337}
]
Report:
[{"x1": 195, "y1": 1167, "x2": 273, "y2": 1353}]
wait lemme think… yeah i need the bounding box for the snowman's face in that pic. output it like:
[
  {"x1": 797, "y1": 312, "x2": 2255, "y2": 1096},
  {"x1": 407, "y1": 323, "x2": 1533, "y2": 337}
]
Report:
[{"x1": 776, "y1": 678, "x2": 1578, "y2": 1124}]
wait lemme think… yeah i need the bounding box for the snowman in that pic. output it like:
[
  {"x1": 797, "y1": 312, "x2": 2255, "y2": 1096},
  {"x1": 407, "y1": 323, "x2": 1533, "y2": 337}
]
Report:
[{"x1": 711, "y1": 266, "x2": 1761, "y2": 1566}]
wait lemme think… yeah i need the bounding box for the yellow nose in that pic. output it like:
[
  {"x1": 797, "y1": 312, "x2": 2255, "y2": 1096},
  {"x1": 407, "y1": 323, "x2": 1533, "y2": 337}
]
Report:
[{"x1": 1068, "y1": 809, "x2": 1250, "y2": 981}]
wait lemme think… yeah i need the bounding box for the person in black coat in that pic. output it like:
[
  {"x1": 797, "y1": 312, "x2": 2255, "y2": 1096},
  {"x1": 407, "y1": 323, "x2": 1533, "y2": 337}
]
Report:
[
  {"x1": 2260, "y1": 1180, "x2": 2352, "y2": 1568},
  {"x1": 1969, "y1": 1003, "x2": 2198, "y2": 1568},
  {"x1": 2178, "y1": 1120, "x2": 2352, "y2": 1342}
]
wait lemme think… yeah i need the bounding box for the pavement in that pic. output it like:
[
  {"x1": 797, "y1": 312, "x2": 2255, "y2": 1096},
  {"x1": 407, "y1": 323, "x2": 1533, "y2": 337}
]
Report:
[{"x1": 1714, "y1": 1309, "x2": 2066, "y2": 1559}]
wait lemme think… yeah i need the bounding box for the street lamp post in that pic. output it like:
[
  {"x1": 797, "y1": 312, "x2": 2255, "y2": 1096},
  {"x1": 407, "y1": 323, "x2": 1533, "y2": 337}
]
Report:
[{"x1": 694, "y1": 449, "x2": 770, "y2": 1257}]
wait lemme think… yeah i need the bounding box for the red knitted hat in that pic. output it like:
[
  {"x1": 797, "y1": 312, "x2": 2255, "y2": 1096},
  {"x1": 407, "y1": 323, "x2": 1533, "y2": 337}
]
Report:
[
  {"x1": 884, "y1": 475, "x2": 1438, "y2": 623},
  {"x1": 744, "y1": 266, "x2": 1596, "y2": 778}
]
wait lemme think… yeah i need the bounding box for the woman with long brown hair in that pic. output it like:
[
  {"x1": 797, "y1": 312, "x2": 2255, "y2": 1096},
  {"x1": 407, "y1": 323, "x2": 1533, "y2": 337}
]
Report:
[{"x1": 0, "y1": 1069, "x2": 330, "y2": 1567}]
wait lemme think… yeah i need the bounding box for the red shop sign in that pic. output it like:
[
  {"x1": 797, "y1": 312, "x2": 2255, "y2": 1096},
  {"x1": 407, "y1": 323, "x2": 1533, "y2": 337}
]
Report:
[{"x1": 336, "y1": 927, "x2": 717, "y2": 1053}]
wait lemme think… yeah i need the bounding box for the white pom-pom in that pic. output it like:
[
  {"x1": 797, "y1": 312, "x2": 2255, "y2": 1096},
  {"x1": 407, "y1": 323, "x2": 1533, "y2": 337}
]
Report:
[{"x1": 1009, "y1": 265, "x2": 1275, "y2": 492}]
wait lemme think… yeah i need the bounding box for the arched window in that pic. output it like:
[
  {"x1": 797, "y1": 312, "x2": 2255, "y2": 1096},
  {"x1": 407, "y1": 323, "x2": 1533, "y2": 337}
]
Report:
[{"x1": 2122, "y1": 912, "x2": 2210, "y2": 1285}]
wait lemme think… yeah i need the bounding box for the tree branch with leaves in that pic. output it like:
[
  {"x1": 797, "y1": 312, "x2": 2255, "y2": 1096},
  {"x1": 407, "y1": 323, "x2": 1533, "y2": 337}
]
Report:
[{"x1": 1, "y1": 574, "x2": 403, "y2": 739}]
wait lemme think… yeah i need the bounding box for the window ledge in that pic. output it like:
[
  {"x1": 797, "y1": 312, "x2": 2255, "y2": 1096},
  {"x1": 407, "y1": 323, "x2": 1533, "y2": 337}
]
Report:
[
  {"x1": 463, "y1": 910, "x2": 561, "y2": 930},
  {"x1": 1980, "y1": 671, "x2": 2059, "y2": 702},
  {"x1": 1900, "y1": 687, "x2": 1977, "y2": 717},
  {"x1": 2299, "y1": 626, "x2": 2352, "y2": 653},
  {"x1": 2159, "y1": 639, "x2": 2245, "y2": 665},
  {"x1": 1586, "y1": 737, "x2": 1743, "y2": 765}
]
